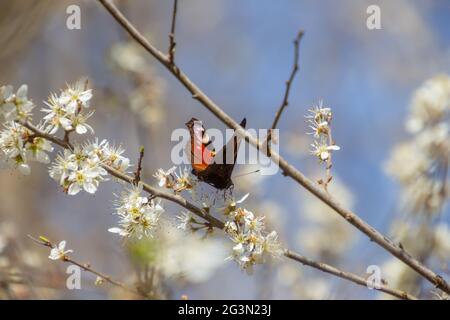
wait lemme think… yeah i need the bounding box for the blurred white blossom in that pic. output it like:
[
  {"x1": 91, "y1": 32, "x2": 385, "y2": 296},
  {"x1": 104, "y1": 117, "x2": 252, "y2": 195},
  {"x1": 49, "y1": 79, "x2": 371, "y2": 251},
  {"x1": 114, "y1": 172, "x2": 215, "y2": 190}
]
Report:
[
  {"x1": 406, "y1": 74, "x2": 450, "y2": 133},
  {"x1": 386, "y1": 74, "x2": 449, "y2": 215},
  {"x1": 156, "y1": 226, "x2": 226, "y2": 283},
  {"x1": 0, "y1": 84, "x2": 34, "y2": 122},
  {"x1": 298, "y1": 176, "x2": 355, "y2": 260},
  {"x1": 0, "y1": 121, "x2": 53, "y2": 175}
]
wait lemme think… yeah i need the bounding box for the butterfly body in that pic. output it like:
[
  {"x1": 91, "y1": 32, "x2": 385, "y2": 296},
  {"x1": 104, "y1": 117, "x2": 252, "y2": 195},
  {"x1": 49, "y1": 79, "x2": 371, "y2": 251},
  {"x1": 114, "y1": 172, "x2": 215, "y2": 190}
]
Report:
[{"x1": 186, "y1": 117, "x2": 246, "y2": 190}]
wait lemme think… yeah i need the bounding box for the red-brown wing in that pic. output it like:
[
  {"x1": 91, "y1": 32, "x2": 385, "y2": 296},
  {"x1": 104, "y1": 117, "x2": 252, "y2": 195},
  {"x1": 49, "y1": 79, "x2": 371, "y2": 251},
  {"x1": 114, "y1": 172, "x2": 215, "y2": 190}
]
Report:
[
  {"x1": 197, "y1": 118, "x2": 246, "y2": 189},
  {"x1": 186, "y1": 118, "x2": 214, "y2": 173}
]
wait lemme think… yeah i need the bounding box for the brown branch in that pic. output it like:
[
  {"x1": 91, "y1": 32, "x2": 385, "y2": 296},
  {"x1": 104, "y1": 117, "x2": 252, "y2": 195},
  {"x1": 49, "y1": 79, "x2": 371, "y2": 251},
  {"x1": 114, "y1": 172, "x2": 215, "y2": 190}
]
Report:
[
  {"x1": 20, "y1": 120, "x2": 416, "y2": 300},
  {"x1": 266, "y1": 30, "x2": 303, "y2": 157},
  {"x1": 271, "y1": 30, "x2": 303, "y2": 130},
  {"x1": 168, "y1": 0, "x2": 178, "y2": 64},
  {"x1": 27, "y1": 235, "x2": 143, "y2": 298},
  {"x1": 285, "y1": 250, "x2": 416, "y2": 300},
  {"x1": 96, "y1": 0, "x2": 450, "y2": 295}
]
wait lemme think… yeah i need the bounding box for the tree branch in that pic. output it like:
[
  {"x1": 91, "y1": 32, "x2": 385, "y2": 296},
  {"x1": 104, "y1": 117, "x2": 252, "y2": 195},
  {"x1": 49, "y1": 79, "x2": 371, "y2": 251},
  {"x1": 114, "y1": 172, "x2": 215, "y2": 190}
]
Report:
[
  {"x1": 96, "y1": 0, "x2": 450, "y2": 294},
  {"x1": 285, "y1": 250, "x2": 416, "y2": 300}
]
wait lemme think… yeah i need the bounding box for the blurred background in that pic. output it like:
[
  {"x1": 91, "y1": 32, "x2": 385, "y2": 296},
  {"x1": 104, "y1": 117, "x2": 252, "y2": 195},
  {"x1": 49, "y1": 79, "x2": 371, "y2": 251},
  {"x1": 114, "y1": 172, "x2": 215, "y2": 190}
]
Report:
[{"x1": 0, "y1": 0, "x2": 449, "y2": 299}]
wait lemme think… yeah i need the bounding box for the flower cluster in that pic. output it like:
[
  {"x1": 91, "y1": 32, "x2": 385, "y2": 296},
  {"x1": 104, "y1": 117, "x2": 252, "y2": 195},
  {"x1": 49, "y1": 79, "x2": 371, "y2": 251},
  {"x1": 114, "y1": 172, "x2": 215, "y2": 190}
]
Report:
[
  {"x1": 109, "y1": 183, "x2": 164, "y2": 239},
  {"x1": 41, "y1": 80, "x2": 93, "y2": 135},
  {"x1": 0, "y1": 84, "x2": 34, "y2": 122},
  {"x1": 307, "y1": 101, "x2": 340, "y2": 162},
  {"x1": 48, "y1": 144, "x2": 108, "y2": 195},
  {"x1": 153, "y1": 166, "x2": 196, "y2": 192},
  {"x1": 221, "y1": 194, "x2": 283, "y2": 274},
  {"x1": 83, "y1": 138, "x2": 130, "y2": 173},
  {"x1": 0, "y1": 122, "x2": 53, "y2": 175}
]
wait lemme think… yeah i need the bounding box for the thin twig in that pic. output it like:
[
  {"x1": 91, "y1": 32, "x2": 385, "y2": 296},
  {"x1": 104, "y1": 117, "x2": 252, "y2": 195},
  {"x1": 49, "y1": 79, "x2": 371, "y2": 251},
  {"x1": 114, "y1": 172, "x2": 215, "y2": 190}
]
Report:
[
  {"x1": 134, "y1": 145, "x2": 145, "y2": 184},
  {"x1": 168, "y1": 0, "x2": 178, "y2": 64},
  {"x1": 96, "y1": 0, "x2": 450, "y2": 294},
  {"x1": 27, "y1": 235, "x2": 143, "y2": 297},
  {"x1": 20, "y1": 121, "x2": 416, "y2": 300},
  {"x1": 267, "y1": 30, "x2": 303, "y2": 157},
  {"x1": 271, "y1": 30, "x2": 304, "y2": 130}
]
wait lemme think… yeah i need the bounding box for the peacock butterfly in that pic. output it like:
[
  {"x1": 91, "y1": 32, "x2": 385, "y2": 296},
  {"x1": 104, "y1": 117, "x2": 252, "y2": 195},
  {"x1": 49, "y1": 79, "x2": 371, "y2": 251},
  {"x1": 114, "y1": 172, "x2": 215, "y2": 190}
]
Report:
[{"x1": 185, "y1": 117, "x2": 246, "y2": 190}]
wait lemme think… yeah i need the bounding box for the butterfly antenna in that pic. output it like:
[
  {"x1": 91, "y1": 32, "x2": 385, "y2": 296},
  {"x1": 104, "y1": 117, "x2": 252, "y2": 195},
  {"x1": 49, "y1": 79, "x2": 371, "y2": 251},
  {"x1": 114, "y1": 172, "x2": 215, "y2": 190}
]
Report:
[{"x1": 232, "y1": 169, "x2": 260, "y2": 179}]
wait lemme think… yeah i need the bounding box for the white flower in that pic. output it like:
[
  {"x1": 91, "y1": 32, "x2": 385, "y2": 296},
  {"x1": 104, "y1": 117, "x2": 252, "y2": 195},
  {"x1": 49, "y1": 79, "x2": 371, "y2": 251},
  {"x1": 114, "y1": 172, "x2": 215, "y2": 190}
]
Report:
[
  {"x1": 71, "y1": 110, "x2": 95, "y2": 135},
  {"x1": 41, "y1": 93, "x2": 73, "y2": 134},
  {"x1": 174, "y1": 166, "x2": 196, "y2": 191},
  {"x1": 308, "y1": 120, "x2": 330, "y2": 138},
  {"x1": 0, "y1": 85, "x2": 13, "y2": 104},
  {"x1": 83, "y1": 139, "x2": 130, "y2": 172},
  {"x1": 176, "y1": 211, "x2": 195, "y2": 231},
  {"x1": 102, "y1": 143, "x2": 130, "y2": 172},
  {"x1": 244, "y1": 212, "x2": 265, "y2": 233},
  {"x1": 68, "y1": 168, "x2": 100, "y2": 195},
  {"x1": 109, "y1": 183, "x2": 163, "y2": 239},
  {"x1": 0, "y1": 85, "x2": 14, "y2": 119},
  {"x1": 48, "y1": 241, "x2": 73, "y2": 260},
  {"x1": 310, "y1": 141, "x2": 340, "y2": 162},
  {"x1": 1, "y1": 85, "x2": 34, "y2": 121},
  {"x1": 0, "y1": 122, "x2": 32, "y2": 174},
  {"x1": 153, "y1": 166, "x2": 176, "y2": 188},
  {"x1": 306, "y1": 100, "x2": 332, "y2": 124},
  {"x1": 49, "y1": 149, "x2": 77, "y2": 185},
  {"x1": 59, "y1": 79, "x2": 93, "y2": 112},
  {"x1": 263, "y1": 231, "x2": 284, "y2": 258},
  {"x1": 26, "y1": 135, "x2": 54, "y2": 164}
]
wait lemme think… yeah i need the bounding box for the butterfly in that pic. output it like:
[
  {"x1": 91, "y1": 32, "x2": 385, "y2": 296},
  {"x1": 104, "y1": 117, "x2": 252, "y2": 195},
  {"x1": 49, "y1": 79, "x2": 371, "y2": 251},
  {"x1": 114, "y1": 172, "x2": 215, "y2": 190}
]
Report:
[{"x1": 185, "y1": 117, "x2": 246, "y2": 190}]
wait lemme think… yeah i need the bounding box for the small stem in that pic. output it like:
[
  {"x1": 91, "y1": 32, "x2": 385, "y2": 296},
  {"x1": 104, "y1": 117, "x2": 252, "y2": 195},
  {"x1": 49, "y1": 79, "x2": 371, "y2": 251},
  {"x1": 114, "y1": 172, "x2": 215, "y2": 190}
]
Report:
[
  {"x1": 323, "y1": 128, "x2": 334, "y2": 193},
  {"x1": 266, "y1": 30, "x2": 303, "y2": 157},
  {"x1": 167, "y1": 0, "x2": 178, "y2": 64},
  {"x1": 134, "y1": 146, "x2": 145, "y2": 184},
  {"x1": 271, "y1": 30, "x2": 304, "y2": 131}
]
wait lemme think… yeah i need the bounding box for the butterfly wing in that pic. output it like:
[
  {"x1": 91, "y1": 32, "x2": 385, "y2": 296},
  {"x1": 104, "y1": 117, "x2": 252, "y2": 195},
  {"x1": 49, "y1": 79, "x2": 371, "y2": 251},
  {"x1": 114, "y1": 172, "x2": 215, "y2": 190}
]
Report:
[
  {"x1": 198, "y1": 118, "x2": 246, "y2": 189},
  {"x1": 186, "y1": 118, "x2": 215, "y2": 173}
]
